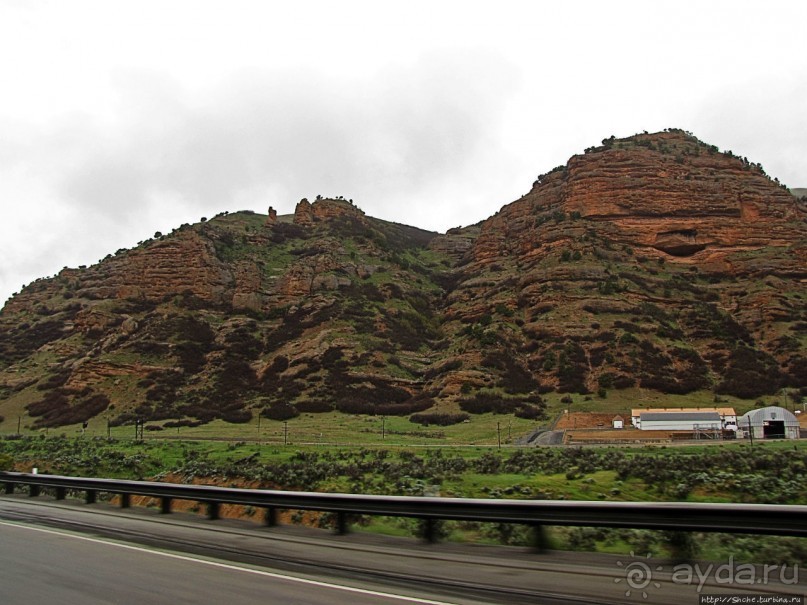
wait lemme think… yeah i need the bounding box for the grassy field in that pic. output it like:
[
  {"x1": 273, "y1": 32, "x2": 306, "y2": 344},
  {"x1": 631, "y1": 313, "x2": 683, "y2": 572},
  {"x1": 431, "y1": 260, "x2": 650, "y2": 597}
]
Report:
[
  {"x1": 3, "y1": 384, "x2": 798, "y2": 447},
  {"x1": 0, "y1": 410, "x2": 546, "y2": 447}
]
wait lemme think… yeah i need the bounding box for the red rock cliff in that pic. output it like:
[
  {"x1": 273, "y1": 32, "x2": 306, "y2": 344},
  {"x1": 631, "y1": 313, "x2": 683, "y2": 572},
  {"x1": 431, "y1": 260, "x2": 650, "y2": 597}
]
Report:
[{"x1": 471, "y1": 131, "x2": 806, "y2": 272}]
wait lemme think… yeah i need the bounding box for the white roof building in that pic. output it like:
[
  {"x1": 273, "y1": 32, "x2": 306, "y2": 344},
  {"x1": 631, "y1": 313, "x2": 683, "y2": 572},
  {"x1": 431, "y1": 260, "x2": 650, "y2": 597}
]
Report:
[
  {"x1": 638, "y1": 411, "x2": 721, "y2": 432},
  {"x1": 631, "y1": 407, "x2": 737, "y2": 430}
]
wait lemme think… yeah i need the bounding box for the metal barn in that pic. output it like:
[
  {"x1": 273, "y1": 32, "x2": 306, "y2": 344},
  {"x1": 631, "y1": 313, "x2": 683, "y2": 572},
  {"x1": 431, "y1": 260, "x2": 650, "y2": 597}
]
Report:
[{"x1": 737, "y1": 406, "x2": 800, "y2": 440}]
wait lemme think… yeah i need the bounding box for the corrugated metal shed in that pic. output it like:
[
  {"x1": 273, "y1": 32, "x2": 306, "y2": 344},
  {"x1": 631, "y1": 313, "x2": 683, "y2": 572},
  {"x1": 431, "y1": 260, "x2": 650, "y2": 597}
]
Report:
[{"x1": 737, "y1": 406, "x2": 800, "y2": 439}]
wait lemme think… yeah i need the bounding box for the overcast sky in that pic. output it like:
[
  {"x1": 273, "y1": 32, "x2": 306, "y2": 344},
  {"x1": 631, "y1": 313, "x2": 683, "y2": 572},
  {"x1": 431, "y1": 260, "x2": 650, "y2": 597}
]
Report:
[{"x1": 1, "y1": 0, "x2": 805, "y2": 307}]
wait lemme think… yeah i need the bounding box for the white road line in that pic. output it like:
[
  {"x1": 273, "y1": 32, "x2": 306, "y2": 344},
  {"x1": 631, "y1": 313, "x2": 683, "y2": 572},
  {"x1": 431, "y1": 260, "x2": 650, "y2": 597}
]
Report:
[{"x1": 0, "y1": 520, "x2": 459, "y2": 605}]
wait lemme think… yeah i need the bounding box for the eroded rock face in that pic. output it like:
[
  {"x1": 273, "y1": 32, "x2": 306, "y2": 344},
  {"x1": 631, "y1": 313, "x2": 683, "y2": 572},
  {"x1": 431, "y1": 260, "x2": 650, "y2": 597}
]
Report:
[
  {"x1": 293, "y1": 198, "x2": 366, "y2": 226},
  {"x1": 470, "y1": 131, "x2": 805, "y2": 269},
  {"x1": 432, "y1": 131, "x2": 807, "y2": 399},
  {"x1": 79, "y1": 231, "x2": 232, "y2": 304},
  {"x1": 265, "y1": 206, "x2": 278, "y2": 226},
  {"x1": 293, "y1": 198, "x2": 314, "y2": 226},
  {"x1": 428, "y1": 225, "x2": 481, "y2": 261},
  {"x1": 1, "y1": 130, "x2": 804, "y2": 430},
  {"x1": 231, "y1": 260, "x2": 264, "y2": 311},
  {"x1": 653, "y1": 229, "x2": 709, "y2": 257}
]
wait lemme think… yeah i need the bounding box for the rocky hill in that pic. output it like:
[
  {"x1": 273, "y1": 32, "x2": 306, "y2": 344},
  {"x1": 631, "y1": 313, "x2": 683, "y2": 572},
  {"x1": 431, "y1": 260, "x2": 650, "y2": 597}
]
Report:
[{"x1": 1, "y1": 130, "x2": 805, "y2": 430}]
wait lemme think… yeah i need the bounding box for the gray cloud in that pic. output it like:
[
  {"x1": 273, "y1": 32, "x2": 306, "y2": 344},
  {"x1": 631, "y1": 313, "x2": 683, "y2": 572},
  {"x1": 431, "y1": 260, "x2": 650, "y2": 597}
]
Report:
[
  {"x1": 691, "y1": 76, "x2": 807, "y2": 189},
  {"x1": 59, "y1": 50, "x2": 519, "y2": 226},
  {"x1": 0, "y1": 49, "x2": 519, "y2": 304}
]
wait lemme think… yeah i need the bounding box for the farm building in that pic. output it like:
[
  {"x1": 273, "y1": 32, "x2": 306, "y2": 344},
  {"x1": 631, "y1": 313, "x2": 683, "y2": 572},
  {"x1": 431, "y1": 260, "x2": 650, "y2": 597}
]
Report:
[
  {"x1": 638, "y1": 411, "x2": 721, "y2": 432},
  {"x1": 737, "y1": 406, "x2": 800, "y2": 440},
  {"x1": 631, "y1": 407, "x2": 737, "y2": 431}
]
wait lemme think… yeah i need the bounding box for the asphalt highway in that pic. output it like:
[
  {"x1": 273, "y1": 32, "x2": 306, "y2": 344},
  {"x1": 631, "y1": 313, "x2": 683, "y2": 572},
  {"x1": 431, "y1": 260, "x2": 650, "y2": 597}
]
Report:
[
  {"x1": 0, "y1": 496, "x2": 803, "y2": 604},
  {"x1": 0, "y1": 520, "x2": 461, "y2": 605}
]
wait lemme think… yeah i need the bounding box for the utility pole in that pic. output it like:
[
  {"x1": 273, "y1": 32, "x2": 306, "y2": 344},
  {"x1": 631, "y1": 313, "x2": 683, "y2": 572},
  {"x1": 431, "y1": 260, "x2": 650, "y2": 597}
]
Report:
[
  {"x1": 497, "y1": 422, "x2": 501, "y2": 449},
  {"x1": 17, "y1": 416, "x2": 21, "y2": 435},
  {"x1": 747, "y1": 416, "x2": 753, "y2": 447},
  {"x1": 382, "y1": 417, "x2": 386, "y2": 440},
  {"x1": 283, "y1": 421, "x2": 288, "y2": 446}
]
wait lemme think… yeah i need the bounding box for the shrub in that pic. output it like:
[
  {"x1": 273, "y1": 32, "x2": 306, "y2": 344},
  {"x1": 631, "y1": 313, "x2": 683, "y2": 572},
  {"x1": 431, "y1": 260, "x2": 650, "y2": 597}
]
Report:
[
  {"x1": 175, "y1": 343, "x2": 208, "y2": 374},
  {"x1": 163, "y1": 419, "x2": 204, "y2": 428},
  {"x1": 482, "y1": 350, "x2": 540, "y2": 395},
  {"x1": 220, "y1": 407, "x2": 253, "y2": 423},
  {"x1": 638, "y1": 342, "x2": 710, "y2": 395},
  {"x1": 612, "y1": 374, "x2": 636, "y2": 389},
  {"x1": 261, "y1": 403, "x2": 299, "y2": 421},
  {"x1": 459, "y1": 393, "x2": 522, "y2": 414},
  {"x1": 423, "y1": 360, "x2": 462, "y2": 380},
  {"x1": 334, "y1": 399, "x2": 376, "y2": 414},
  {"x1": 376, "y1": 399, "x2": 432, "y2": 416},
  {"x1": 785, "y1": 356, "x2": 807, "y2": 388},
  {"x1": 37, "y1": 368, "x2": 72, "y2": 391},
  {"x1": 514, "y1": 404, "x2": 545, "y2": 420},
  {"x1": 295, "y1": 399, "x2": 333, "y2": 413},
  {"x1": 716, "y1": 347, "x2": 782, "y2": 398},
  {"x1": 27, "y1": 390, "x2": 110, "y2": 428},
  {"x1": 330, "y1": 377, "x2": 413, "y2": 414},
  {"x1": 269, "y1": 222, "x2": 308, "y2": 243},
  {"x1": 409, "y1": 412, "x2": 469, "y2": 426},
  {"x1": 557, "y1": 341, "x2": 589, "y2": 393}
]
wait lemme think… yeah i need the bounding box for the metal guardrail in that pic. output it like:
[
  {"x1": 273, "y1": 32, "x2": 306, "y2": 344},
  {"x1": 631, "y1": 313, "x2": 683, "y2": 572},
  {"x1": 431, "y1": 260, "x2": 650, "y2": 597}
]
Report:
[{"x1": 2, "y1": 471, "x2": 806, "y2": 542}]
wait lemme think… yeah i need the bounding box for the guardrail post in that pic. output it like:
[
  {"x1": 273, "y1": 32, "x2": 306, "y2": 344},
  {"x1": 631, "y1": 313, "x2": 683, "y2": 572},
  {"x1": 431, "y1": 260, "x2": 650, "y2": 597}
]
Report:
[
  {"x1": 206, "y1": 501, "x2": 220, "y2": 521},
  {"x1": 335, "y1": 511, "x2": 349, "y2": 535},
  {"x1": 29, "y1": 484, "x2": 40, "y2": 498},
  {"x1": 55, "y1": 487, "x2": 66, "y2": 500},
  {"x1": 264, "y1": 507, "x2": 277, "y2": 527},
  {"x1": 664, "y1": 530, "x2": 696, "y2": 563},
  {"x1": 160, "y1": 497, "x2": 172, "y2": 514},
  {"x1": 85, "y1": 490, "x2": 96, "y2": 504},
  {"x1": 120, "y1": 493, "x2": 130, "y2": 508},
  {"x1": 530, "y1": 523, "x2": 548, "y2": 553},
  {"x1": 3, "y1": 483, "x2": 12, "y2": 495},
  {"x1": 423, "y1": 518, "x2": 438, "y2": 544}
]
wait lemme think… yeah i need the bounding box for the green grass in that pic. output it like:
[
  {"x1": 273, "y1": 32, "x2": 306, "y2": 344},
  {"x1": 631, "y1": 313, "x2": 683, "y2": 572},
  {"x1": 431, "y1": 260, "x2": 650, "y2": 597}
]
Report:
[{"x1": 0, "y1": 411, "x2": 538, "y2": 447}]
